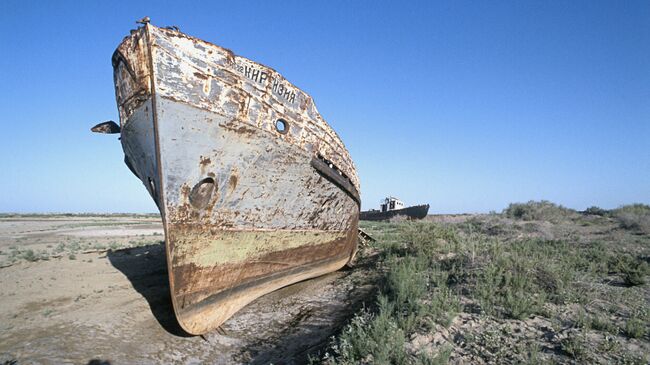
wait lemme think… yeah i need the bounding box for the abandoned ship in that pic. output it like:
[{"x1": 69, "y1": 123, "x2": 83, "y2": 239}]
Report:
[
  {"x1": 360, "y1": 196, "x2": 429, "y2": 221},
  {"x1": 92, "y1": 19, "x2": 360, "y2": 335}
]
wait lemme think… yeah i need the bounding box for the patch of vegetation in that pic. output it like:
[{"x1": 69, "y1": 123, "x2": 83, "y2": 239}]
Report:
[
  {"x1": 315, "y1": 201, "x2": 650, "y2": 364},
  {"x1": 612, "y1": 204, "x2": 650, "y2": 234},
  {"x1": 14, "y1": 248, "x2": 49, "y2": 262},
  {"x1": 584, "y1": 206, "x2": 609, "y2": 216},
  {"x1": 503, "y1": 200, "x2": 576, "y2": 222},
  {"x1": 317, "y1": 223, "x2": 464, "y2": 364},
  {"x1": 624, "y1": 318, "x2": 646, "y2": 339},
  {"x1": 611, "y1": 254, "x2": 649, "y2": 286},
  {"x1": 590, "y1": 314, "x2": 618, "y2": 334},
  {"x1": 464, "y1": 326, "x2": 542, "y2": 364},
  {"x1": 42, "y1": 309, "x2": 54, "y2": 317},
  {"x1": 68, "y1": 241, "x2": 81, "y2": 252},
  {"x1": 53, "y1": 243, "x2": 66, "y2": 254},
  {"x1": 561, "y1": 331, "x2": 588, "y2": 360},
  {"x1": 415, "y1": 346, "x2": 452, "y2": 365},
  {"x1": 322, "y1": 296, "x2": 409, "y2": 364},
  {"x1": 21, "y1": 249, "x2": 37, "y2": 262}
]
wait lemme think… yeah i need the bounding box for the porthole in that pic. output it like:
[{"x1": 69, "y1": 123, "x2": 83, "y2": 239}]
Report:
[
  {"x1": 189, "y1": 177, "x2": 216, "y2": 210},
  {"x1": 275, "y1": 119, "x2": 289, "y2": 134}
]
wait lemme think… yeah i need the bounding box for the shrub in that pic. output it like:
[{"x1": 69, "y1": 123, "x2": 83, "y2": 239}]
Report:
[
  {"x1": 425, "y1": 287, "x2": 461, "y2": 328},
  {"x1": 612, "y1": 204, "x2": 650, "y2": 234},
  {"x1": 54, "y1": 243, "x2": 66, "y2": 254},
  {"x1": 68, "y1": 241, "x2": 81, "y2": 252},
  {"x1": 503, "y1": 201, "x2": 575, "y2": 222},
  {"x1": 561, "y1": 332, "x2": 587, "y2": 360},
  {"x1": 622, "y1": 264, "x2": 648, "y2": 286},
  {"x1": 384, "y1": 255, "x2": 428, "y2": 331},
  {"x1": 22, "y1": 249, "x2": 37, "y2": 262},
  {"x1": 591, "y1": 315, "x2": 618, "y2": 334},
  {"x1": 474, "y1": 245, "x2": 549, "y2": 319},
  {"x1": 584, "y1": 206, "x2": 609, "y2": 216},
  {"x1": 400, "y1": 223, "x2": 459, "y2": 257},
  {"x1": 501, "y1": 269, "x2": 546, "y2": 319},
  {"x1": 415, "y1": 346, "x2": 452, "y2": 365},
  {"x1": 328, "y1": 296, "x2": 408, "y2": 365},
  {"x1": 574, "y1": 308, "x2": 591, "y2": 329},
  {"x1": 624, "y1": 318, "x2": 646, "y2": 339},
  {"x1": 612, "y1": 254, "x2": 648, "y2": 286}
]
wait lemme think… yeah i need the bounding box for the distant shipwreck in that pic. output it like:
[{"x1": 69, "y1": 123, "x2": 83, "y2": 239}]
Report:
[
  {"x1": 360, "y1": 197, "x2": 429, "y2": 221},
  {"x1": 92, "y1": 19, "x2": 360, "y2": 334}
]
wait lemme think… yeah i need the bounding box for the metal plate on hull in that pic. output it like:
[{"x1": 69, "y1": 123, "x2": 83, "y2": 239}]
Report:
[{"x1": 111, "y1": 23, "x2": 360, "y2": 334}]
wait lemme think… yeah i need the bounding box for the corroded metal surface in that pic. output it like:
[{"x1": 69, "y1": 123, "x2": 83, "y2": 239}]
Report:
[{"x1": 110, "y1": 23, "x2": 359, "y2": 334}]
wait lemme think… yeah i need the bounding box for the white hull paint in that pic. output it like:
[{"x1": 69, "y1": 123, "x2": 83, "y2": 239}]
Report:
[{"x1": 110, "y1": 23, "x2": 359, "y2": 334}]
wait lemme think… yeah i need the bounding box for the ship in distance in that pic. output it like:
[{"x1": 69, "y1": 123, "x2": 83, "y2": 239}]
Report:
[
  {"x1": 92, "y1": 18, "x2": 360, "y2": 335},
  {"x1": 360, "y1": 196, "x2": 429, "y2": 221}
]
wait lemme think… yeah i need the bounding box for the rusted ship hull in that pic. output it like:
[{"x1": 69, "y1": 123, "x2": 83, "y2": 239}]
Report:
[
  {"x1": 360, "y1": 204, "x2": 429, "y2": 221},
  {"x1": 112, "y1": 23, "x2": 360, "y2": 334}
]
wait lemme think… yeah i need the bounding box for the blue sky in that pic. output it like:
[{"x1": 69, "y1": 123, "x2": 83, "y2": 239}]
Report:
[{"x1": 0, "y1": 1, "x2": 648, "y2": 213}]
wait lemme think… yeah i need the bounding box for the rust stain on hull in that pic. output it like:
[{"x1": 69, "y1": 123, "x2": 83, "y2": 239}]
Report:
[
  {"x1": 107, "y1": 21, "x2": 360, "y2": 335},
  {"x1": 169, "y1": 224, "x2": 357, "y2": 334}
]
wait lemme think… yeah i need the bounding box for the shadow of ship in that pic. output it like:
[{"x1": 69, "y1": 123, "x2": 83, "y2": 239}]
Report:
[{"x1": 107, "y1": 243, "x2": 190, "y2": 337}]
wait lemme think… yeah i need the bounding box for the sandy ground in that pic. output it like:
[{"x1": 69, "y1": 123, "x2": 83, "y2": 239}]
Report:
[{"x1": 0, "y1": 216, "x2": 376, "y2": 364}]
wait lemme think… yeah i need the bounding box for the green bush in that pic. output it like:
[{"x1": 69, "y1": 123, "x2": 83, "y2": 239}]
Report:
[
  {"x1": 503, "y1": 200, "x2": 575, "y2": 222},
  {"x1": 328, "y1": 296, "x2": 408, "y2": 365},
  {"x1": 425, "y1": 287, "x2": 461, "y2": 328},
  {"x1": 473, "y1": 242, "x2": 560, "y2": 319},
  {"x1": 612, "y1": 254, "x2": 648, "y2": 286},
  {"x1": 622, "y1": 264, "x2": 648, "y2": 286},
  {"x1": 21, "y1": 249, "x2": 37, "y2": 262},
  {"x1": 561, "y1": 332, "x2": 587, "y2": 360},
  {"x1": 54, "y1": 243, "x2": 66, "y2": 254},
  {"x1": 590, "y1": 315, "x2": 618, "y2": 334},
  {"x1": 400, "y1": 223, "x2": 459, "y2": 257},
  {"x1": 384, "y1": 255, "x2": 428, "y2": 331},
  {"x1": 584, "y1": 206, "x2": 609, "y2": 216},
  {"x1": 323, "y1": 212, "x2": 649, "y2": 364},
  {"x1": 624, "y1": 318, "x2": 646, "y2": 339},
  {"x1": 612, "y1": 204, "x2": 650, "y2": 234}
]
